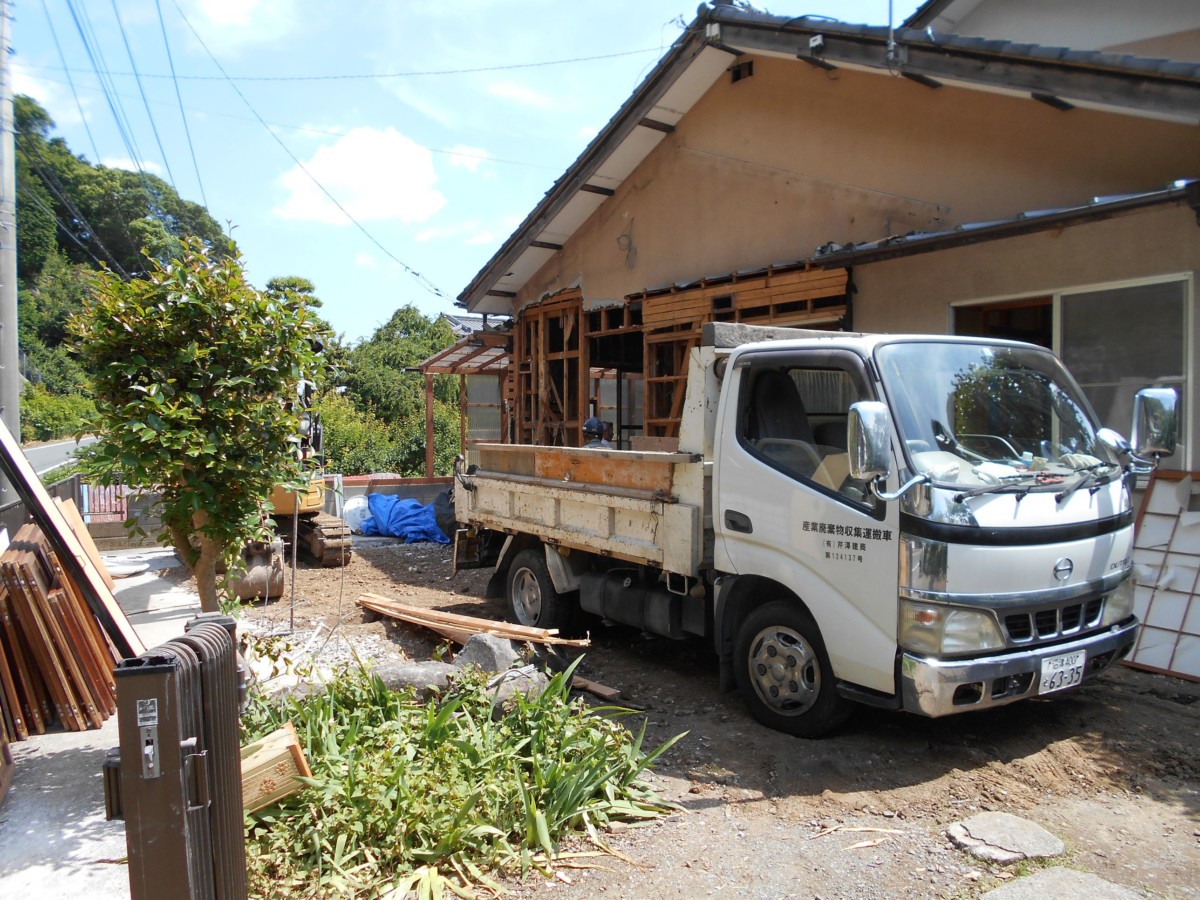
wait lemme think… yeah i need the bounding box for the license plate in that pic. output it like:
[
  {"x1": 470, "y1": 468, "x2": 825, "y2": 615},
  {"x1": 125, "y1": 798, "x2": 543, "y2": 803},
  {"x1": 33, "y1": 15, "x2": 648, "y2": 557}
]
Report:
[{"x1": 1039, "y1": 649, "x2": 1086, "y2": 694}]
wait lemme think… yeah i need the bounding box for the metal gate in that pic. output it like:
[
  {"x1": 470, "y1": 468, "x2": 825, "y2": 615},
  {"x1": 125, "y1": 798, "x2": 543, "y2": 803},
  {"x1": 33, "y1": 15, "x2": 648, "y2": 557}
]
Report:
[{"x1": 114, "y1": 619, "x2": 246, "y2": 899}]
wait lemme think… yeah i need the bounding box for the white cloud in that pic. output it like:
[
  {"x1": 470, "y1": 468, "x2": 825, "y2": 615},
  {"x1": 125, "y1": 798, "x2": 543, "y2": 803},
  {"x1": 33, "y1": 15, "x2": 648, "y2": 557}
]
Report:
[
  {"x1": 466, "y1": 231, "x2": 495, "y2": 246},
  {"x1": 102, "y1": 157, "x2": 164, "y2": 176},
  {"x1": 578, "y1": 125, "x2": 600, "y2": 141},
  {"x1": 445, "y1": 145, "x2": 492, "y2": 172},
  {"x1": 486, "y1": 81, "x2": 555, "y2": 110},
  {"x1": 274, "y1": 127, "x2": 445, "y2": 225},
  {"x1": 183, "y1": 0, "x2": 299, "y2": 52},
  {"x1": 353, "y1": 252, "x2": 378, "y2": 269}
]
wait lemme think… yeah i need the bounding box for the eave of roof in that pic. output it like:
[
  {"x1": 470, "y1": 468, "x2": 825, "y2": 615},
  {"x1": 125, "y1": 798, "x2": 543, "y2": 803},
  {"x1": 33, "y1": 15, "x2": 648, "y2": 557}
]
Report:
[{"x1": 457, "y1": 3, "x2": 1200, "y2": 315}]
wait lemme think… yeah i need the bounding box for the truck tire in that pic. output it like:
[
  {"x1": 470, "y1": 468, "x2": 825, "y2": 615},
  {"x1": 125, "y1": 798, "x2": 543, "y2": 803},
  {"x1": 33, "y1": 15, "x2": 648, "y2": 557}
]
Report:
[
  {"x1": 734, "y1": 600, "x2": 851, "y2": 737},
  {"x1": 507, "y1": 548, "x2": 575, "y2": 632}
]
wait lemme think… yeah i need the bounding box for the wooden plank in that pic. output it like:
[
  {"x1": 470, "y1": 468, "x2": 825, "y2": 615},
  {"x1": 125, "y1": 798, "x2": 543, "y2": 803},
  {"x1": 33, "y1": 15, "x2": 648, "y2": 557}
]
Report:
[
  {"x1": 0, "y1": 729, "x2": 13, "y2": 806},
  {"x1": 571, "y1": 676, "x2": 622, "y2": 702},
  {"x1": 54, "y1": 498, "x2": 116, "y2": 592},
  {"x1": 48, "y1": 587, "x2": 115, "y2": 717},
  {"x1": 0, "y1": 630, "x2": 24, "y2": 742},
  {"x1": 357, "y1": 593, "x2": 590, "y2": 648},
  {"x1": 1, "y1": 556, "x2": 82, "y2": 731},
  {"x1": 49, "y1": 555, "x2": 119, "y2": 692},
  {"x1": 0, "y1": 418, "x2": 143, "y2": 658},
  {"x1": 0, "y1": 587, "x2": 46, "y2": 735},
  {"x1": 17, "y1": 552, "x2": 101, "y2": 730}
]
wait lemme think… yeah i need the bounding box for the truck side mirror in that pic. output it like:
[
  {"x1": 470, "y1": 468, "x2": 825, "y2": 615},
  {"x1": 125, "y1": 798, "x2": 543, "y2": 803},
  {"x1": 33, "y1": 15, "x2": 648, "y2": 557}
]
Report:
[
  {"x1": 848, "y1": 401, "x2": 893, "y2": 482},
  {"x1": 1132, "y1": 388, "x2": 1177, "y2": 459}
]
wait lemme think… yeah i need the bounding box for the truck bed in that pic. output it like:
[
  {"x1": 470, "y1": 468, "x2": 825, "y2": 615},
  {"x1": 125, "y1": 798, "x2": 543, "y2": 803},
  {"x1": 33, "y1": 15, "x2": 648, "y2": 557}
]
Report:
[{"x1": 458, "y1": 443, "x2": 709, "y2": 575}]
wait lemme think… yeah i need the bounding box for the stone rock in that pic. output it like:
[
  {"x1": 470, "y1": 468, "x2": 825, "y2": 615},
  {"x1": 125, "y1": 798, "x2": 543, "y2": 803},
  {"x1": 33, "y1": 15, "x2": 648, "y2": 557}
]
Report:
[
  {"x1": 946, "y1": 812, "x2": 1065, "y2": 863},
  {"x1": 453, "y1": 633, "x2": 520, "y2": 673},
  {"x1": 371, "y1": 661, "x2": 456, "y2": 700},
  {"x1": 487, "y1": 664, "x2": 550, "y2": 707},
  {"x1": 981, "y1": 866, "x2": 1142, "y2": 899}
]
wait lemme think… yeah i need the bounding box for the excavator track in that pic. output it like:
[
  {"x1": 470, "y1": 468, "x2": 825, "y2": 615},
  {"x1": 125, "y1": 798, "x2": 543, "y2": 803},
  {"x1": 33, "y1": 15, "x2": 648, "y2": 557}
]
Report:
[{"x1": 280, "y1": 512, "x2": 354, "y2": 567}]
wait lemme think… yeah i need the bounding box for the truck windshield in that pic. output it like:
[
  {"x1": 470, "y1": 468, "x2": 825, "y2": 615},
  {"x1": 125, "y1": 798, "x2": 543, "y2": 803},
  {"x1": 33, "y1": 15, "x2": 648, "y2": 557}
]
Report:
[{"x1": 875, "y1": 341, "x2": 1117, "y2": 487}]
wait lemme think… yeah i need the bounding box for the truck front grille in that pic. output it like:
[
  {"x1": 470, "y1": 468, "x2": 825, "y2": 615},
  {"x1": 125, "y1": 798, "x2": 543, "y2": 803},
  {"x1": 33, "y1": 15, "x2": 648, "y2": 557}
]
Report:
[{"x1": 1004, "y1": 598, "x2": 1103, "y2": 643}]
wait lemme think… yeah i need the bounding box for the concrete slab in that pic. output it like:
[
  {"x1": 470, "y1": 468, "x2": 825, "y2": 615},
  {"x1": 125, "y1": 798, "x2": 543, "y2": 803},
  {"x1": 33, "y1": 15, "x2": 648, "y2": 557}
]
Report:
[
  {"x1": 982, "y1": 866, "x2": 1143, "y2": 899},
  {"x1": 0, "y1": 545, "x2": 201, "y2": 898},
  {"x1": 947, "y1": 811, "x2": 1065, "y2": 863}
]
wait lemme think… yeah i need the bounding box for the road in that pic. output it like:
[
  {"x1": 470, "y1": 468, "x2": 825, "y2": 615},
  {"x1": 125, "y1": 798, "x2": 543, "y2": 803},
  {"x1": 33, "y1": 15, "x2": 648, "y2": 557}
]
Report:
[{"x1": 22, "y1": 436, "x2": 97, "y2": 475}]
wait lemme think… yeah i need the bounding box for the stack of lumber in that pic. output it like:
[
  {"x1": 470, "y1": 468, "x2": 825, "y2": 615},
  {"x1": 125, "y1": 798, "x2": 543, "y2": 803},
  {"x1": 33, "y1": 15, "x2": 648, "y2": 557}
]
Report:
[
  {"x1": 0, "y1": 520, "x2": 121, "y2": 742},
  {"x1": 356, "y1": 592, "x2": 590, "y2": 648}
]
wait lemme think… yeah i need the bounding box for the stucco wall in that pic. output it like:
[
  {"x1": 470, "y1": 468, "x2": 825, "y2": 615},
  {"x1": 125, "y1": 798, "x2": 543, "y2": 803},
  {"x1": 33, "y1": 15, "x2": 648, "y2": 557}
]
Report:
[{"x1": 518, "y1": 55, "x2": 1200, "y2": 312}]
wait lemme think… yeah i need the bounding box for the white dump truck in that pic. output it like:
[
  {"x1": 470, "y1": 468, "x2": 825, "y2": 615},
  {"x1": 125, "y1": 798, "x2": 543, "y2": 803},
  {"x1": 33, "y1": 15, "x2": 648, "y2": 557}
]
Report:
[{"x1": 453, "y1": 323, "x2": 1176, "y2": 736}]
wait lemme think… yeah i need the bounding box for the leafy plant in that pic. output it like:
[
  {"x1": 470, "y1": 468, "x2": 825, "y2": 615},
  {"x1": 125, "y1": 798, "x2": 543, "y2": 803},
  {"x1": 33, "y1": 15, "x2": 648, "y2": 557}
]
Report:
[
  {"x1": 70, "y1": 238, "x2": 329, "y2": 612},
  {"x1": 241, "y1": 658, "x2": 684, "y2": 898}
]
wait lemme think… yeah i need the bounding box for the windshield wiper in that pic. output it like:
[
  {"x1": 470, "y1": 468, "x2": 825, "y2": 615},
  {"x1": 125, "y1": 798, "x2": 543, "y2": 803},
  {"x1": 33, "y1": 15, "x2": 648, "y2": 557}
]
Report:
[
  {"x1": 1054, "y1": 462, "x2": 1118, "y2": 503},
  {"x1": 953, "y1": 474, "x2": 1041, "y2": 503}
]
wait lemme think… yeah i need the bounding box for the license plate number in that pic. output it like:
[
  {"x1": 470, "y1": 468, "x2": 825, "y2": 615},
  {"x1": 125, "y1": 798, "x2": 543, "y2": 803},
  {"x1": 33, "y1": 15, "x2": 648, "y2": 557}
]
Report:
[{"x1": 1039, "y1": 650, "x2": 1085, "y2": 694}]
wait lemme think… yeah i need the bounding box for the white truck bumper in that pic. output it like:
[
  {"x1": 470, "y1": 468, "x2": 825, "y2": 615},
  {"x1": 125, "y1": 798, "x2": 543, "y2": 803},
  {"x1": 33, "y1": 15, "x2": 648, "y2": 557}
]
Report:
[{"x1": 899, "y1": 619, "x2": 1139, "y2": 717}]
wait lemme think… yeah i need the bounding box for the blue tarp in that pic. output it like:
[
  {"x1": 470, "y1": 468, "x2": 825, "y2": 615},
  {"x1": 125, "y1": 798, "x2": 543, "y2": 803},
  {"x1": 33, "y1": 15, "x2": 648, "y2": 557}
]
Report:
[{"x1": 360, "y1": 494, "x2": 450, "y2": 544}]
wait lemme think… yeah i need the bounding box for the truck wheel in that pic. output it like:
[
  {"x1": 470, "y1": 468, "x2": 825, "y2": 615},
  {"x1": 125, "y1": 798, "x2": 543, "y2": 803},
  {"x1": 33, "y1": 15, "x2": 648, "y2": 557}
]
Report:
[
  {"x1": 734, "y1": 601, "x2": 851, "y2": 737},
  {"x1": 507, "y1": 548, "x2": 574, "y2": 632}
]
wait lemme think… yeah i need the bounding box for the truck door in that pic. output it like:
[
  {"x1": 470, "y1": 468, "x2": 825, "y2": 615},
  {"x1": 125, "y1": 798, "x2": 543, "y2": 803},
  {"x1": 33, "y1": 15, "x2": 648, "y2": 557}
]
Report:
[{"x1": 714, "y1": 349, "x2": 901, "y2": 694}]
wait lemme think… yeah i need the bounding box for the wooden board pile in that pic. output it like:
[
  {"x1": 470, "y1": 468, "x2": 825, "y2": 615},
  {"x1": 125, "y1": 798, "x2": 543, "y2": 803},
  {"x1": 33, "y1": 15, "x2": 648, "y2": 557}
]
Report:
[
  {"x1": 0, "y1": 520, "x2": 121, "y2": 742},
  {"x1": 356, "y1": 592, "x2": 590, "y2": 648}
]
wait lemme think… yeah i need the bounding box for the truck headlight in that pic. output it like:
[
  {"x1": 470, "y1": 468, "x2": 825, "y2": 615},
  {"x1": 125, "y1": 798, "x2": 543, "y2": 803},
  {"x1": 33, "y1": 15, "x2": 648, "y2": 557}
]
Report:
[
  {"x1": 899, "y1": 600, "x2": 1006, "y2": 656},
  {"x1": 1100, "y1": 578, "x2": 1135, "y2": 627}
]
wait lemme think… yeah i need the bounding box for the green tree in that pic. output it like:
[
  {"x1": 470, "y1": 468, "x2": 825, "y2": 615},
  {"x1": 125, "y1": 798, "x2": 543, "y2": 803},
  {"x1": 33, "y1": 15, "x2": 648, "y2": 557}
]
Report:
[
  {"x1": 71, "y1": 239, "x2": 328, "y2": 612},
  {"x1": 14, "y1": 95, "x2": 229, "y2": 281}
]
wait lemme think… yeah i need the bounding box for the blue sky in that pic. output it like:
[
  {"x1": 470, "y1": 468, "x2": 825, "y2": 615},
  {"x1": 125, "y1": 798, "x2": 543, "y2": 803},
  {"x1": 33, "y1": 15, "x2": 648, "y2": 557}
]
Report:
[{"x1": 12, "y1": 1, "x2": 921, "y2": 342}]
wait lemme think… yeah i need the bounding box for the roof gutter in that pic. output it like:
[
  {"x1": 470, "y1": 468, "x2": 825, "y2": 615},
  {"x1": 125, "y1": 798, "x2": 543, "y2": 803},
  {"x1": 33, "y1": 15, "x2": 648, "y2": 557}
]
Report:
[{"x1": 812, "y1": 179, "x2": 1200, "y2": 268}]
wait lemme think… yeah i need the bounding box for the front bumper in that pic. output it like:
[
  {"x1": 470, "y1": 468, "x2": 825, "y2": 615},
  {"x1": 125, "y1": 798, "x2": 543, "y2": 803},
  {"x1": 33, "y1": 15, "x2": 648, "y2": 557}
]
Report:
[{"x1": 900, "y1": 618, "x2": 1139, "y2": 717}]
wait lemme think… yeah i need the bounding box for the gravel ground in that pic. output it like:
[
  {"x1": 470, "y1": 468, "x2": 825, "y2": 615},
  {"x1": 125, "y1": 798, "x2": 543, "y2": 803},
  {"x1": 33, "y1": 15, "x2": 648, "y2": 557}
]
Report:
[{"x1": 229, "y1": 541, "x2": 1200, "y2": 899}]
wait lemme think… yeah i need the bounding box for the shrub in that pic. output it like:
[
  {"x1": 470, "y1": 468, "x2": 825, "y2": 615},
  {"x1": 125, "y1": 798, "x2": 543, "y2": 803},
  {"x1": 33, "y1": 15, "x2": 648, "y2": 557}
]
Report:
[{"x1": 20, "y1": 384, "x2": 95, "y2": 442}]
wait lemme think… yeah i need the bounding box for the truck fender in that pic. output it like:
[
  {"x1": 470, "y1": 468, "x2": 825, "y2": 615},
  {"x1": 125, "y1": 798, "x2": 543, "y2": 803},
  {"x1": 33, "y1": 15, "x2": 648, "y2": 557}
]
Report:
[
  {"x1": 713, "y1": 574, "x2": 815, "y2": 694},
  {"x1": 543, "y1": 545, "x2": 589, "y2": 594}
]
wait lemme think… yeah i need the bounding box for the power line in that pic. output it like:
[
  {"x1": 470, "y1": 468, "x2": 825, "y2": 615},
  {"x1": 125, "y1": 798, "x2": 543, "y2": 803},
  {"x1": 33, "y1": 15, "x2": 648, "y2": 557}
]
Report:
[
  {"x1": 109, "y1": 0, "x2": 176, "y2": 188},
  {"x1": 169, "y1": 0, "x2": 447, "y2": 301},
  {"x1": 24, "y1": 46, "x2": 664, "y2": 83},
  {"x1": 39, "y1": 0, "x2": 101, "y2": 163},
  {"x1": 154, "y1": 0, "x2": 207, "y2": 208},
  {"x1": 16, "y1": 68, "x2": 564, "y2": 174},
  {"x1": 17, "y1": 130, "x2": 131, "y2": 277}
]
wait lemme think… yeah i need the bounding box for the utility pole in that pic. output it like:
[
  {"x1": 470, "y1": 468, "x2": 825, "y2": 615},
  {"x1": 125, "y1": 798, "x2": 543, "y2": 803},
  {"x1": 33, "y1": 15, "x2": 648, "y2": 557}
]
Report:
[{"x1": 0, "y1": 0, "x2": 19, "y2": 498}]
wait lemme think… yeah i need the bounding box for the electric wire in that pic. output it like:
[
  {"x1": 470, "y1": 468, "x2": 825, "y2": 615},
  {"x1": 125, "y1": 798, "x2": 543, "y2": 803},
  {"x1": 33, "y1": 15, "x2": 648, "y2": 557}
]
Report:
[
  {"x1": 109, "y1": 0, "x2": 177, "y2": 188},
  {"x1": 30, "y1": 46, "x2": 664, "y2": 83},
  {"x1": 65, "y1": 0, "x2": 147, "y2": 169},
  {"x1": 14, "y1": 69, "x2": 562, "y2": 174},
  {"x1": 17, "y1": 130, "x2": 132, "y2": 277},
  {"x1": 170, "y1": 0, "x2": 448, "y2": 301},
  {"x1": 154, "y1": 0, "x2": 208, "y2": 209},
  {"x1": 21, "y1": 182, "x2": 112, "y2": 270},
  {"x1": 39, "y1": 0, "x2": 101, "y2": 164}
]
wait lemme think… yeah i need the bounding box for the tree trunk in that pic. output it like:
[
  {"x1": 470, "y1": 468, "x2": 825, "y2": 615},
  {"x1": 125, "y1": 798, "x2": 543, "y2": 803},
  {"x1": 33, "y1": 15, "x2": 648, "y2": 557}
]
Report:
[{"x1": 190, "y1": 510, "x2": 222, "y2": 613}]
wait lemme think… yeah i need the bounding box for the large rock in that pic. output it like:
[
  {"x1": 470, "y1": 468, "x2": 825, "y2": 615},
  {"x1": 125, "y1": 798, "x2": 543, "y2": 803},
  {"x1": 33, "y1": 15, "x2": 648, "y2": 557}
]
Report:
[
  {"x1": 946, "y1": 812, "x2": 1065, "y2": 863},
  {"x1": 371, "y1": 661, "x2": 456, "y2": 700},
  {"x1": 453, "y1": 633, "x2": 520, "y2": 673},
  {"x1": 487, "y1": 664, "x2": 550, "y2": 708}
]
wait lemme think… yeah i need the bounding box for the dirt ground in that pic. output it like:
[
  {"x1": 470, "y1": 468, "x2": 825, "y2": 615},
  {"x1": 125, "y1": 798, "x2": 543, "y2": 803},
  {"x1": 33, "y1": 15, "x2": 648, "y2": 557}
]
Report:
[{"x1": 232, "y1": 539, "x2": 1200, "y2": 899}]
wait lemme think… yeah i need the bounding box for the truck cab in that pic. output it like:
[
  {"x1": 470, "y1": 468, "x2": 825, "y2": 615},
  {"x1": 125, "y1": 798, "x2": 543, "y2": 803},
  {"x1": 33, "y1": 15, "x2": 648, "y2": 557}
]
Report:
[{"x1": 713, "y1": 331, "x2": 1173, "y2": 735}]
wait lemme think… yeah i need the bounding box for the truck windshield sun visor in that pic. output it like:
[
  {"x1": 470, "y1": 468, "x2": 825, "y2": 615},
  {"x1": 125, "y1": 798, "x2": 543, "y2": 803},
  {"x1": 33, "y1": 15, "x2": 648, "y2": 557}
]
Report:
[{"x1": 874, "y1": 341, "x2": 1121, "y2": 490}]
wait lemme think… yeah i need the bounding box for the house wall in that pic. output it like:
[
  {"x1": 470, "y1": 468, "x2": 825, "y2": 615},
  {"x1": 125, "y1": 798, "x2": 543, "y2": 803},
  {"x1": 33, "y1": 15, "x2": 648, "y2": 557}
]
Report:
[{"x1": 518, "y1": 56, "x2": 1200, "y2": 312}]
